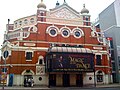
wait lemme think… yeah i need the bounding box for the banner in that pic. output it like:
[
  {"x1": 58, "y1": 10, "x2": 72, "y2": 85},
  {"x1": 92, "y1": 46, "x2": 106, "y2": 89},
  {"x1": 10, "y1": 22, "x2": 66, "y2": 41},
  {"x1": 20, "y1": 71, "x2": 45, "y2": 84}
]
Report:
[{"x1": 48, "y1": 53, "x2": 94, "y2": 72}]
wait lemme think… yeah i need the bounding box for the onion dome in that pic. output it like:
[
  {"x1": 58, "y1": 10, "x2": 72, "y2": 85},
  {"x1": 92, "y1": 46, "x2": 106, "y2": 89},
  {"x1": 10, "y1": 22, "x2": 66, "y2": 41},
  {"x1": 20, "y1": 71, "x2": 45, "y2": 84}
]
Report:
[
  {"x1": 37, "y1": 0, "x2": 46, "y2": 9},
  {"x1": 81, "y1": 4, "x2": 89, "y2": 14}
]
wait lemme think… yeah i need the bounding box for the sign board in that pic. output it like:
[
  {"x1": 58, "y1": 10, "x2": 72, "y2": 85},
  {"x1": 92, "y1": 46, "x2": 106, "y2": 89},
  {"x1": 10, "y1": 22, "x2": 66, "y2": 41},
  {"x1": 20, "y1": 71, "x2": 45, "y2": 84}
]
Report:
[{"x1": 47, "y1": 53, "x2": 94, "y2": 72}]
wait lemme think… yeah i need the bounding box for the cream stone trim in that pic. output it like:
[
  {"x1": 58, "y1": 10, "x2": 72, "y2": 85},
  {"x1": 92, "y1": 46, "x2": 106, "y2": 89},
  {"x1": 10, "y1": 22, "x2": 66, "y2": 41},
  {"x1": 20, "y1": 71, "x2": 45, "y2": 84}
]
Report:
[
  {"x1": 37, "y1": 21, "x2": 91, "y2": 28},
  {"x1": 95, "y1": 65, "x2": 112, "y2": 68},
  {"x1": 21, "y1": 69, "x2": 35, "y2": 75},
  {"x1": 0, "y1": 64, "x2": 36, "y2": 67},
  {"x1": 11, "y1": 46, "x2": 48, "y2": 51},
  {"x1": 11, "y1": 40, "x2": 107, "y2": 48}
]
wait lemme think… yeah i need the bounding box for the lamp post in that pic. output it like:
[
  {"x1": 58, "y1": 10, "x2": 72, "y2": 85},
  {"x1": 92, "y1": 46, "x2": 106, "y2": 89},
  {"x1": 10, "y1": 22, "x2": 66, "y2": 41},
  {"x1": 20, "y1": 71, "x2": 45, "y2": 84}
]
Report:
[{"x1": 2, "y1": 19, "x2": 10, "y2": 90}]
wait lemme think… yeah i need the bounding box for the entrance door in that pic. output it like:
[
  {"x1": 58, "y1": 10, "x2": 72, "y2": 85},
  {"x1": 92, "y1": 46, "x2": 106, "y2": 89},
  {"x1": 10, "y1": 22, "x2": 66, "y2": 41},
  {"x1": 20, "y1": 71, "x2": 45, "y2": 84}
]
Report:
[
  {"x1": 49, "y1": 74, "x2": 56, "y2": 86},
  {"x1": 24, "y1": 75, "x2": 33, "y2": 87},
  {"x1": 76, "y1": 74, "x2": 83, "y2": 87},
  {"x1": 63, "y1": 74, "x2": 70, "y2": 87}
]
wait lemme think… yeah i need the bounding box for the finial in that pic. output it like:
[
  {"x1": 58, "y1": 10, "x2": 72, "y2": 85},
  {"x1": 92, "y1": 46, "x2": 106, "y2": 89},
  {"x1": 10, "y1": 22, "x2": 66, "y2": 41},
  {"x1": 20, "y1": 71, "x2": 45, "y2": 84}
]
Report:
[
  {"x1": 63, "y1": 0, "x2": 67, "y2": 4},
  {"x1": 83, "y1": 4, "x2": 85, "y2": 8},
  {"x1": 41, "y1": 0, "x2": 43, "y2": 2},
  {"x1": 56, "y1": 1, "x2": 60, "y2": 7}
]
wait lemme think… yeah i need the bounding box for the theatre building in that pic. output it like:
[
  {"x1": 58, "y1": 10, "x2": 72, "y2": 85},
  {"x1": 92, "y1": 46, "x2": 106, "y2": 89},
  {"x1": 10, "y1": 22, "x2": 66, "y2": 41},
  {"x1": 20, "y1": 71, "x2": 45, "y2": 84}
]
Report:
[{"x1": 0, "y1": 0, "x2": 112, "y2": 87}]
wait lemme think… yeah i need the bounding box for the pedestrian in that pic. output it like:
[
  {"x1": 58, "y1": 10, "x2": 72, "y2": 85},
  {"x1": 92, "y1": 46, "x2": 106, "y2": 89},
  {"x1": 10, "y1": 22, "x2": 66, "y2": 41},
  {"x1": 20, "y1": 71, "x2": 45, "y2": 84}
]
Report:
[
  {"x1": 31, "y1": 78, "x2": 34, "y2": 87},
  {"x1": 24, "y1": 78, "x2": 27, "y2": 87},
  {"x1": 28, "y1": 78, "x2": 31, "y2": 87}
]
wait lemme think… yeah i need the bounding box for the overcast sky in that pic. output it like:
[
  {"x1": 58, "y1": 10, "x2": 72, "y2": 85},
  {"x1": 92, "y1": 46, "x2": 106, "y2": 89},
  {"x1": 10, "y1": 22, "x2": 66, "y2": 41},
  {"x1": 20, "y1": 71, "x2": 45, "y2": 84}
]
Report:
[{"x1": 0, "y1": 0, "x2": 115, "y2": 50}]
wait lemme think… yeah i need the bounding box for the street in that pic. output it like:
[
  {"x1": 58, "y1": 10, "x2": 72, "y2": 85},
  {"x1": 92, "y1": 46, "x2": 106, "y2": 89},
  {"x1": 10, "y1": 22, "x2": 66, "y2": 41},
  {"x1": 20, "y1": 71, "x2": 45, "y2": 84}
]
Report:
[{"x1": 0, "y1": 87, "x2": 120, "y2": 90}]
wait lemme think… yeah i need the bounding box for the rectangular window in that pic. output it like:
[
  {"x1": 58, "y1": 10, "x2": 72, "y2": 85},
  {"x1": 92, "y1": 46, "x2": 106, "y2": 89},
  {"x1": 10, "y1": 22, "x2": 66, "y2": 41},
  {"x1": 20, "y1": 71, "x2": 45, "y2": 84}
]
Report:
[
  {"x1": 26, "y1": 52, "x2": 32, "y2": 61},
  {"x1": 86, "y1": 22, "x2": 89, "y2": 26},
  {"x1": 118, "y1": 56, "x2": 120, "y2": 67},
  {"x1": 2, "y1": 68, "x2": 7, "y2": 72},
  {"x1": 111, "y1": 50, "x2": 115, "y2": 60},
  {"x1": 112, "y1": 62, "x2": 116, "y2": 71},
  {"x1": 40, "y1": 13, "x2": 43, "y2": 16},
  {"x1": 110, "y1": 40, "x2": 113, "y2": 48},
  {"x1": 96, "y1": 55, "x2": 101, "y2": 65},
  {"x1": 41, "y1": 17, "x2": 44, "y2": 22}
]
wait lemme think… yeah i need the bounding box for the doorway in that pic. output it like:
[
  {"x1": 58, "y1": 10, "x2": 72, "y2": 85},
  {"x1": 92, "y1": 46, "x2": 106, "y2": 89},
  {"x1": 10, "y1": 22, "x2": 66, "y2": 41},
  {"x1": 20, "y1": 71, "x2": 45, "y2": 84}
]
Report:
[
  {"x1": 76, "y1": 74, "x2": 83, "y2": 87},
  {"x1": 49, "y1": 74, "x2": 56, "y2": 86},
  {"x1": 24, "y1": 75, "x2": 33, "y2": 87},
  {"x1": 63, "y1": 74, "x2": 70, "y2": 87}
]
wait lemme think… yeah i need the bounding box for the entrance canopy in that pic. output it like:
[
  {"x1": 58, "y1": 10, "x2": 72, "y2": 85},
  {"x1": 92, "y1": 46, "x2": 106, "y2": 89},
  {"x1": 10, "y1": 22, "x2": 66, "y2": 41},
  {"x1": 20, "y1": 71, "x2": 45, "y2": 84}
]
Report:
[{"x1": 48, "y1": 47, "x2": 93, "y2": 54}]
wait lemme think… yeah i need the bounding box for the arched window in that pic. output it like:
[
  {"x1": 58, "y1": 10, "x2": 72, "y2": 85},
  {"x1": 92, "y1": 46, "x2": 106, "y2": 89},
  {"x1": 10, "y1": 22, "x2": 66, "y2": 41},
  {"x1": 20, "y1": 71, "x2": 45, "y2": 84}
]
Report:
[
  {"x1": 30, "y1": 18, "x2": 34, "y2": 23},
  {"x1": 19, "y1": 21, "x2": 22, "y2": 26},
  {"x1": 37, "y1": 56, "x2": 44, "y2": 65},
  {"x1": 39, "y1": 59, "x2": 43, "y2": 64},
  {"x1": 15, "y1": 22, "x2": 17, "y2": 28},
  {"x1": 24, "y1": 19, "x2": 28, "y2": 25}
]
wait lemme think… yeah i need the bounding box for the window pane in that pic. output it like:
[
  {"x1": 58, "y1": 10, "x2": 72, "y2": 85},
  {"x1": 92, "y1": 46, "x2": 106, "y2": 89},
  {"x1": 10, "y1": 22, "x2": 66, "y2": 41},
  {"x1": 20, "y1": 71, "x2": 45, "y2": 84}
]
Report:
[
  {"x1": 50, "y1": 29, "x2": 56, "y2": 35},
  {"x1": 75, "y1": 31, "x2": 80, "y2": 37},
  {"x1": 110, "y1": 40, "x2": 113, "y2": 48},
  {"x1": 39, "y1": 59, "x2": 43, "y2": 64},
  {"x1": 30, "y1": 18, "x2": 34, "y2": 23},
  {"x1": 26, "y1": 52, "x2": 32, "y2": 60},
  {"x1": 63, "y1": 30, "x2": 68, "y2": 36},
  {"x1": 96, "y1": 55, "x2": 101, "y2": 65}
]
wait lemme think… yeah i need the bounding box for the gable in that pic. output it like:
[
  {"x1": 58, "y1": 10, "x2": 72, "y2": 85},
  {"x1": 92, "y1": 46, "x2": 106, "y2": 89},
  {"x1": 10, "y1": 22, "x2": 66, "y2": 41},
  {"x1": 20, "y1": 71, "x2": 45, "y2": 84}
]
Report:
[{"x1": 49, "y1": 4, "x2": 80, "y2": 19}]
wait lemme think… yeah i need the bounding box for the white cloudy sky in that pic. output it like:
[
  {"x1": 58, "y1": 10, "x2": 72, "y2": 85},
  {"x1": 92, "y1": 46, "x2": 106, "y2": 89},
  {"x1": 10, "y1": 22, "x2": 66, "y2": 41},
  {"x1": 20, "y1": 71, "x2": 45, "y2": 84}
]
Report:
[{"x1": 0, "y1": 0, "x2": 115, "y2": 49}]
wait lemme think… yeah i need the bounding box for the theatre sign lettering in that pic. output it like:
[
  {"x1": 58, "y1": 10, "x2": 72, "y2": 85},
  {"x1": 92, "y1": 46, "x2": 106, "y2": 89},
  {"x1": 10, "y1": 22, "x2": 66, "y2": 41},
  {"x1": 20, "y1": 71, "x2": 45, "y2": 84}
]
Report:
[
  {"x1": 69, "y1": 56, "x2": 90, "y2": 69},
  {"x1": 47, "y1": 53, "x2": 94, "y2": 72}
]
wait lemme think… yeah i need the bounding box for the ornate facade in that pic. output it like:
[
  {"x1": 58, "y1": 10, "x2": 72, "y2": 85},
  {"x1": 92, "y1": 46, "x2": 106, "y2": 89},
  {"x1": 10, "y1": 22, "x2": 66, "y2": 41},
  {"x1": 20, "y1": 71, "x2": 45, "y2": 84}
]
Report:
[{"x1": 0, "y1": 0, "x2": 112, "y2": 87}]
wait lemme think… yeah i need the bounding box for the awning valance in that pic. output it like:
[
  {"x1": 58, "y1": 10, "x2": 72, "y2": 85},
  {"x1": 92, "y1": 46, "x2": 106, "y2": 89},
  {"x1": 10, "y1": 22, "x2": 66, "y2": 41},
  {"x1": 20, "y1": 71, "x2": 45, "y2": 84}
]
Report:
[{"x1": 48, "y1": 47, "x2": 93, "y2": 53}]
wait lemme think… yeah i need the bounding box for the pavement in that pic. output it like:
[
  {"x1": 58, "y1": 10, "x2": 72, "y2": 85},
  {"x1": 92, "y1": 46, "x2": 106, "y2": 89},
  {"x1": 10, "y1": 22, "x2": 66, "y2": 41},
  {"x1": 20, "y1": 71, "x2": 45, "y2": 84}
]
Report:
[
  {"x1": 96, "y1": 83, "x2": 120, "y2": 88},
  {"x1": 0, "y1": 84, "x2": 120, "y2": 90}
]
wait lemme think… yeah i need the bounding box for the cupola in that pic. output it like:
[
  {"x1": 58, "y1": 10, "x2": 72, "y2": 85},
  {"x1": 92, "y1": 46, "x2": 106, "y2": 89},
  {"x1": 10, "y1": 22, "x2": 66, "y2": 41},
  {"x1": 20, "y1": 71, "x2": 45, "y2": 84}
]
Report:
[
  {"x1": 37, "y1": 0, "x2": 46, "y2": 9},
  {"x1": 81, "y1": 4, "x2": 89, "y2": 14}
]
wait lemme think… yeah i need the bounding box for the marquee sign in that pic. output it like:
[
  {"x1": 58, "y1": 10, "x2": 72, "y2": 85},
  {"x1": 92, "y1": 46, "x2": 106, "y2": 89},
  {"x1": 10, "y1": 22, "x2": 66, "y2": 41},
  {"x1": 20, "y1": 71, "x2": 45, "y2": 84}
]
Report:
[{"x1": 47, "y1": 53, "x2": 94, "y2": 72}]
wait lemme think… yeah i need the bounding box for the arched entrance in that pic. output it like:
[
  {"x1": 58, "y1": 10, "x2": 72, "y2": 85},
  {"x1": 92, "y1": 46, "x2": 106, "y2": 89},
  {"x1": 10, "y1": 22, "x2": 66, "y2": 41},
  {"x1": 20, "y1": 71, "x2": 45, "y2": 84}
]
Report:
[
  {"x1": 96, "y1": 70, "x2": 104, "y2": 84},
  {"x1": 22, "y1": 70, "x2": 34, "y2": 87}
]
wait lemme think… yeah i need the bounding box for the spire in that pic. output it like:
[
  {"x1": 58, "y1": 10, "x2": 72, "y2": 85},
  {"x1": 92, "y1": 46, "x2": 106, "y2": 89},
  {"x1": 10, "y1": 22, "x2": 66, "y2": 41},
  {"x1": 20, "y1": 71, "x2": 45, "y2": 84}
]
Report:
[{"x1": 83, "y1": 4, "x2": 85, "y2": 8}]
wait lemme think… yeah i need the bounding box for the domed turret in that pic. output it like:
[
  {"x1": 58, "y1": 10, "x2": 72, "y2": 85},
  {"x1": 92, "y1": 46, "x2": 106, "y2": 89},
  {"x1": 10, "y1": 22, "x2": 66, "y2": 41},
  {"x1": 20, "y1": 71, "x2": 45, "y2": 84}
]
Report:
[
  {"x1": 37, "y1": 0, "x2": 46, "y2": 9},
  {"x1": 81, "y1": 4, "x2": 89, "y2": 14}
]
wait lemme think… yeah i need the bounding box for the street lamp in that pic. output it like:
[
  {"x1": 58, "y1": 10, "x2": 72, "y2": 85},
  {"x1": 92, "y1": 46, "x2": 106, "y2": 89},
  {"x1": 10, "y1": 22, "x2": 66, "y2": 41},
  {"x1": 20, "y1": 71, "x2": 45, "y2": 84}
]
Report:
[{"x1": 2, "y1": 19, "x2": 10, "y2": 90}]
